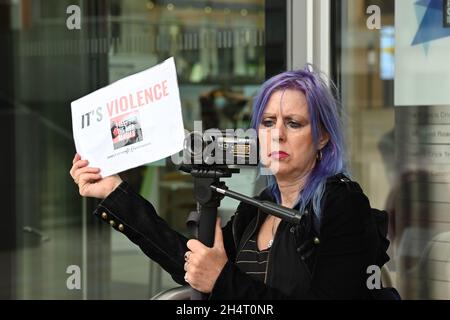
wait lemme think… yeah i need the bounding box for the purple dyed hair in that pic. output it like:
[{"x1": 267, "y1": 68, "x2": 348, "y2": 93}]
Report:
[{"x1": 251, "y1": 65, "x2": 347, "y2": 221}]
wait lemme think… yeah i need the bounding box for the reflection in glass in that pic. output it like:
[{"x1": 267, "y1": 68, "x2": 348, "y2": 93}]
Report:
[{"x1": 1, "y1": 0, "x2": 273, "y2": 299}]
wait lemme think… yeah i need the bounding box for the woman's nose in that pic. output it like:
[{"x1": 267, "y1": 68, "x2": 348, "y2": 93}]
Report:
[{"x1": 272, "y1": 120, "x2": 286, "y2": 142}]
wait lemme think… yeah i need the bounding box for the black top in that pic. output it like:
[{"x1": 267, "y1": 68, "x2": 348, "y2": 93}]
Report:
[
  {"x1": 93, "y1": 173, "x2": 392, "y2": 299},
  {"x1": 235, "y1": 233, "x2": 270, "y2": 283}
]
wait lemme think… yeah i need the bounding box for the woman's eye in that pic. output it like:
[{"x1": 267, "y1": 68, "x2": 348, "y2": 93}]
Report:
[
  {"x1": 287, "y1": 121, "x2": 301, "y2": 129},
  {"x1": 261, "y1": 119, "x2": 275, "y2": 127}
]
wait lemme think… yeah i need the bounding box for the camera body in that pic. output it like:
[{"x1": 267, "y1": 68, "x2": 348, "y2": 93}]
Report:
[{"x1": 183, "y1": 129, "x2": 259, "y2": 167}]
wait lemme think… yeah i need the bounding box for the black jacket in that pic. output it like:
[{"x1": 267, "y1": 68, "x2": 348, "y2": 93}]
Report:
[{"x1": 93, "y1": 173, "x2": 387, "y2": 299}]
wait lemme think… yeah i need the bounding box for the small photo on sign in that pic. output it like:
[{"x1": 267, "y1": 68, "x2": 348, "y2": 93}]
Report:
[{"x1": 110, "y1": 111, "x2": 143, "y2": 150}]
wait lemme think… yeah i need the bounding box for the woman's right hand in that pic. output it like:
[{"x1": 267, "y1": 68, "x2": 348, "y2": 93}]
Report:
[{"x1": 70, "y1": 153, "x2": 122, "y2": 199}]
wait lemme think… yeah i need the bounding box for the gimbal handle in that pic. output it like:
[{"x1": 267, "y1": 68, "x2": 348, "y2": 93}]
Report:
[{"x1": 180, "y1": 165, "x2": 303, "y2": 300}]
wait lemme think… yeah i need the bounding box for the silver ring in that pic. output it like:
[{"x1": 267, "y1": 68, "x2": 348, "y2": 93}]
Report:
[{"x1": 184, "y1": 251, "x2": 190, "y2": 261}]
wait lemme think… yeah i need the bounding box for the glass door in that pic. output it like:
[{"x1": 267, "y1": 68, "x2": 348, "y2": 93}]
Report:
[
  {"x1": 0, "y1": 0, "x2": 286, "y2": 299},
  {"x1": 331, "y1": 0, "x2": 450, "y2": 299}
]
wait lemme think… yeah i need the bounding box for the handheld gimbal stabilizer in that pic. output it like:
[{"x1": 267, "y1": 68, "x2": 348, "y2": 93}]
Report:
[
  {"x1": 179, "y1": 129, "x2": 303, "y2": 300},
  {"x1": 179, "y1": 164, "x2": 303, "y2": 300}
]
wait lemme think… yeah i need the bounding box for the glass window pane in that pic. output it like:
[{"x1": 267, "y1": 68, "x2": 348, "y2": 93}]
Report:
[
  {"x1": 0, "y1": 0, "x2": 284, "y2": 299},
  {"x1": 332, "y1": 0, "x2": 450, "y2": 300}
]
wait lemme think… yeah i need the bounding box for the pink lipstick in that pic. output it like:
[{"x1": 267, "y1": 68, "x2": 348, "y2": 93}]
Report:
[{"x1": 269, "y1": 151, "x2": 289, "y2": 160}]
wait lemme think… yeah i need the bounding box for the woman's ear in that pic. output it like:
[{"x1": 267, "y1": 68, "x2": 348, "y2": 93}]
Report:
[{"x1": 319, "y1": 131, "x2": 330, "y2": 150}]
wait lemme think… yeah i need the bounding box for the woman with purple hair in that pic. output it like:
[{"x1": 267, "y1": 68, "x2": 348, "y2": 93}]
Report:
[{"x1": 70, "y1": 66, "x2": 391, "y2": 299}]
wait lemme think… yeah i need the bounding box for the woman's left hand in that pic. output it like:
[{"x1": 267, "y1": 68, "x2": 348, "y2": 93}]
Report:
[{"x1": 185, "y1": 218, "x2": 228, "y2": 293}]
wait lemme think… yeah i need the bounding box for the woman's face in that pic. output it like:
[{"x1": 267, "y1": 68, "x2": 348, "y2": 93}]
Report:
[{"x1": 258, "y1": 89, "x2": 329, "y2": 180}]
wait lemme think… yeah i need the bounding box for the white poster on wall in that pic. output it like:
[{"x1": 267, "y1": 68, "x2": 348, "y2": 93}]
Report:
[
  {"x1": 71, "y1": 57, "x2": 185, "y2": 177},
  {"x1": 395, "y1": 0, "x2": 450, "y2": 106}
]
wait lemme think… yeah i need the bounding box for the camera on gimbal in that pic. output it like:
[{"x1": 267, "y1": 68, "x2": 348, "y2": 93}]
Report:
[
  {"x1": 183, "y1": 129, "x2": 259, "y2": 167},
  {"x1": 179, "y1": 128, "x2": 301, "y2": 302}
]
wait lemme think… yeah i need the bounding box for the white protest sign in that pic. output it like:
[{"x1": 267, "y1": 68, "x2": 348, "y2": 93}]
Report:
[{"x1": 71, "y1": 57, "x2": 185, "y2": 177}]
